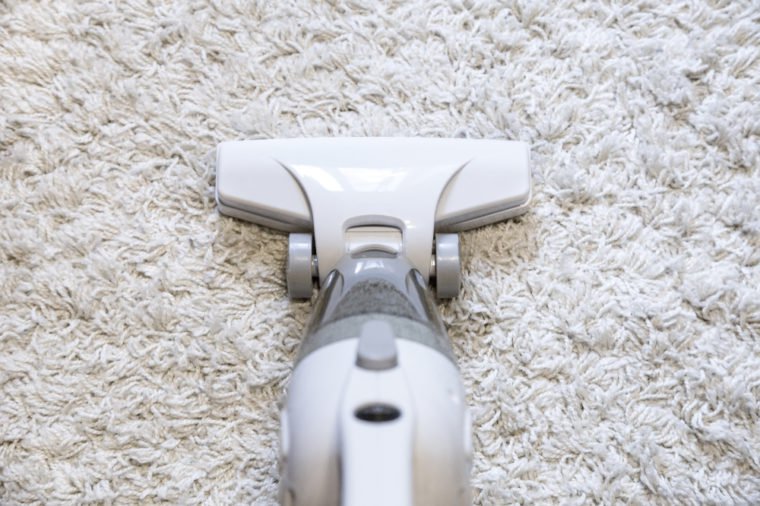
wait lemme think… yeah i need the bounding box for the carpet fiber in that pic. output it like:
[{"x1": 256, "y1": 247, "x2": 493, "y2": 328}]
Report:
[{"x1": 1, "y1": 1, "x2": 759, "y2": 504}]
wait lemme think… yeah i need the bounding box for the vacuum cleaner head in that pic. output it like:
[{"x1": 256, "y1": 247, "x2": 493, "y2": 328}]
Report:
[{"x1": 216, "y1": 137, "x2": 531, "y2": 284}]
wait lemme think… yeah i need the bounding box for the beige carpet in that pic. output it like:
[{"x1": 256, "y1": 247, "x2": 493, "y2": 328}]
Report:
[{"x1": 2, "y1": 1, "x2": 759, "y2": 504}]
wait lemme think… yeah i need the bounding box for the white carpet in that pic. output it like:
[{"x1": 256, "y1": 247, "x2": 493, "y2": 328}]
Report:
[{"x1": 1, "y1": 1, "x2": 759, "y2": 504}]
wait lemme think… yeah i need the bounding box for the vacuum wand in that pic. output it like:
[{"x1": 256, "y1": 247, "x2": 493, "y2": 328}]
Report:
[
  {"x1": 282, "y1": 246, "x2": 470, "y2": 506},
  {"x1": 214, "y1": 138, "x2": 531, "y2": 506}
]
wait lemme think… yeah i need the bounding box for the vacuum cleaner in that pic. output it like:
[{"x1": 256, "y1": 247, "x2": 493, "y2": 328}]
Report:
[{"x1": 215, "y1": 138, "x2": 531, "y2": 506}]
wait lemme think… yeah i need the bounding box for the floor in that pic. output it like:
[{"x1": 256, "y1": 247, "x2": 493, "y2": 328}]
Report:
[{"x1": 1, "y1": 1, "x2": 758, "y2": 503}]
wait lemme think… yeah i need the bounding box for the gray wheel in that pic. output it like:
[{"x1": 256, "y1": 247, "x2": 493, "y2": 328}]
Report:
[
  {"x1": 287, "y1": 233, "x2": 314, "y2": 299},
  {"x1": 435, "y1": 233, "x2": 460, "y2": 299}
]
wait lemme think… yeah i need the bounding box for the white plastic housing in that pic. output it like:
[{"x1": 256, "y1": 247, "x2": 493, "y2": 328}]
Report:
[
  {"x1": 216, "y1": 138, "x2": 531, "y2": 281},
  {"x1": 280, "y1": 338, "x2": 471, "y2": 506}
]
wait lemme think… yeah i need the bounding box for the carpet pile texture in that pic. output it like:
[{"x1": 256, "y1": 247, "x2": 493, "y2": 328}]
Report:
[{"x1": 1, "y1": 1, "x2": 759, "y2": 504}]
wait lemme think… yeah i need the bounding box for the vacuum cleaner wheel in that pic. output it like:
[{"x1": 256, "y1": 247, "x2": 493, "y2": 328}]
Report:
[
  {"x1": 287, "y1": 233, "x2": 314, "y2": 299},
  {"x1": 435, "y1": 233, "x2": 461, "y2": 299}
]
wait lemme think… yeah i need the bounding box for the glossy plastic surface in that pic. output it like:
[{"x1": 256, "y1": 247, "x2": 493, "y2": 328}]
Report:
[{"x1": 215, "y1": 138, "x2": 531, "y2": 281}]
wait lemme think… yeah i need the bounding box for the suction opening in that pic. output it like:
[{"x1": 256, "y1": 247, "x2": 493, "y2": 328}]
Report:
[{"x1": 354, "y1": 404, "x2": 401, "y2": 423}]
